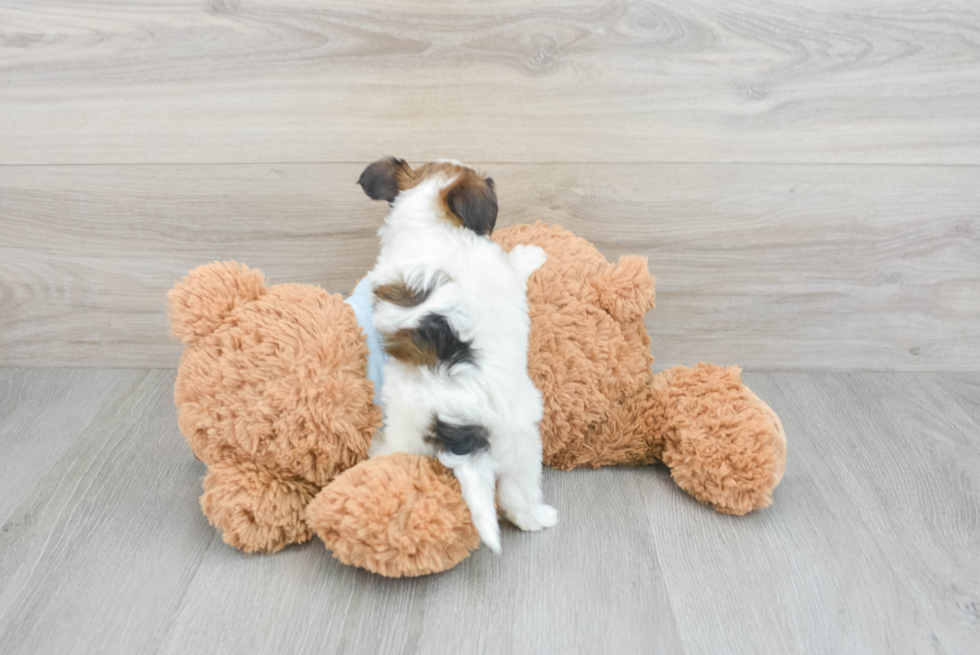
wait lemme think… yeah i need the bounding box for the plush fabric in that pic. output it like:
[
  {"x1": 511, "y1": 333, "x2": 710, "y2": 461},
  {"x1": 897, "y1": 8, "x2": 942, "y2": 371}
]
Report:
[
  {"x1": 170, "y1": 263, "x2": 382, "y2": 552},
  {"x1": 170, "y1": 224, "x2": 786, "y2": 575},
  {"x1": 306, "y1": 453, "x2": 480, "y2": 577}
]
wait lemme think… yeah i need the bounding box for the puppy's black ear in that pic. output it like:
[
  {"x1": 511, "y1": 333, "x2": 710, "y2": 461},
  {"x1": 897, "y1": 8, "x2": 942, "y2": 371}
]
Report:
[
  {"x1": 358, "y1": 158, "x2": 412, "y2": 202},
  {"x1": 445, "y1": 176, "x2": 497, "y2": 236}
]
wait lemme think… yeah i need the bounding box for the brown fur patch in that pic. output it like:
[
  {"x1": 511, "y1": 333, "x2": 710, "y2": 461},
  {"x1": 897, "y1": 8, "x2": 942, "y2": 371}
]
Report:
[
  {"x1": 411, "y1": 163, "x2": 497, "y2": 234},
  {"x1": 411, "y1": 163, "x2": 487, "y2": 230},
  {"x1": 357, "y1": 157, "x2": 415, "y2": 202},
  {"x1": 383, "y1": 328, "x2": 438, "y2": 367},
  {"x1": 412, "y1": 161, "x2": 473, "y2": 183},
  {"x1": 439, "y1": 173, "x2": 497, "y2": 235},
  {"x1": 360, "y1": 159, "x2": 497, "y2": 234},
  {"x1": 374, "y1": 281, "x2": 432, "y2": 307}
]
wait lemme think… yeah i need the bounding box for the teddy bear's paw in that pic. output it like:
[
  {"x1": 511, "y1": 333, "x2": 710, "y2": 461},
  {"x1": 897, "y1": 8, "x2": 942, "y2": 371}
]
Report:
[
  {"x1": 307, "y1": 453, "x2": 481, "y2": 577},
  {"x1": 506, "y1": 503, "x2": 558, "y2": 532},
  {"x1": 200, "y1": 456, "x2": 318, "y2": 554},
  {"x1": 657, "y1": 363, "x2": 787, "y2": 515}
]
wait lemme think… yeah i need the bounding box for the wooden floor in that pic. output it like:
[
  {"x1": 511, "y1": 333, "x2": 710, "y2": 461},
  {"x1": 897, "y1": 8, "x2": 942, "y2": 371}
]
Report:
[{"x1": 0, "y1": 368, "x2": 977, "y2": 654}]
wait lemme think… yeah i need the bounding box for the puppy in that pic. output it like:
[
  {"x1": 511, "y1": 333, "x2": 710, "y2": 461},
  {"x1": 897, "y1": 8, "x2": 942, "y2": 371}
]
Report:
[{"x1": 358, "y1": 157, "x2": 557, "y2": 553}]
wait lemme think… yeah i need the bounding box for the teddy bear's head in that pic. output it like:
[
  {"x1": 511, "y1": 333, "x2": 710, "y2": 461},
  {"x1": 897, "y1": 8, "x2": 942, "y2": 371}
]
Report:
[{"x1": 169, "y1": 262, "x2": 381, "y2": 488}]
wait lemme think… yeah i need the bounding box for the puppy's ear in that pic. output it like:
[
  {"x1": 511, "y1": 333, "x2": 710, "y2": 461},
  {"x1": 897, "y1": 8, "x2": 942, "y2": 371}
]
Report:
[
  {"x1": 358, "y1": 158, "x2": 413, "y2": 202},
  {"x1": 445, "y1": 176, "x2": 497, "y2": 236}
]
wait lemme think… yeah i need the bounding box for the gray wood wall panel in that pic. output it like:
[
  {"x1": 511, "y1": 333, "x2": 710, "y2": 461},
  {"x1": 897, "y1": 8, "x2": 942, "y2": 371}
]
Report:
[
  {"x1": 2, "y1": 163, "x2": 977, "y2": 369},
  {"x1": 1, "y1": 0, "x2": 978, "y2": 368},
  {"x1": 1, "y1": 1, "x2": 978, "y2": 165}
]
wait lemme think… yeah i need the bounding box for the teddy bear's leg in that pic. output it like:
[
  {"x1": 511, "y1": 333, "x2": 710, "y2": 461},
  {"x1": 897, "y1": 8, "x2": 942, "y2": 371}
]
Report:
[
  {"x1": 306, "y1": 453, "x2": 480, "y2": 577},
  {"x1": 200, "y1": 453, "x2": 319, "y2": 553},
  {"x1": 648, "y1": 363, "x2": 786, "y2": 515}
]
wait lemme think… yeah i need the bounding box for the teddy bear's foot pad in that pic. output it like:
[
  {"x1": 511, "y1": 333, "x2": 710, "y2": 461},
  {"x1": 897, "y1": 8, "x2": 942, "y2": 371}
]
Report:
[{"x1": 306, "y1": 453, "x2": 481, "y2": 577}]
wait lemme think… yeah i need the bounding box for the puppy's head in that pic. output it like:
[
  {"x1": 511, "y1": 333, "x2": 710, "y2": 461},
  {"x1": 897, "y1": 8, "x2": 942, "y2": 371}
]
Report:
[{"x1": 358, "y1": 158, "x2": 497, "y2": 236}]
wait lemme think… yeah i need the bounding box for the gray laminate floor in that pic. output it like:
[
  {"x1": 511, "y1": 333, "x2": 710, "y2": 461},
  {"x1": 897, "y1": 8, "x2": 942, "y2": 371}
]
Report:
[{"x1": 0, "y1": 369, "x2": 977, "y2": 655}]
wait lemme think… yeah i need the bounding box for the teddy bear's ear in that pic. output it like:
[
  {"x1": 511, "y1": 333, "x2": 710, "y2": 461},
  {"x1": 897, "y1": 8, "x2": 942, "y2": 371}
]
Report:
[
  {"x1": 168, "y1": 261, "x2": 267, "y2": 344},
  {"x1": 589, "y1": 255, "x2": 656, "y2": 322}
]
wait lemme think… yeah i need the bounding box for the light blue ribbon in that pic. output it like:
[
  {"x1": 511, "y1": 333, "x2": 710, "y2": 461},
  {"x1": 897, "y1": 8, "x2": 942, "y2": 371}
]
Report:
[{"x1": 343, "y1": 275, "x2": 387, "y2": 413}]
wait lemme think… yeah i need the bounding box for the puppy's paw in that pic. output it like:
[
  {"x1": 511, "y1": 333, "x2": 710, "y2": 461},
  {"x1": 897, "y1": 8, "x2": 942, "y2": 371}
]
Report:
[
  {"x1": 507, "y1": 503, "x2": 558, "y2": 532},
  {"x1": 509, "y1": 244, "x2": 548, "y2": 280}
]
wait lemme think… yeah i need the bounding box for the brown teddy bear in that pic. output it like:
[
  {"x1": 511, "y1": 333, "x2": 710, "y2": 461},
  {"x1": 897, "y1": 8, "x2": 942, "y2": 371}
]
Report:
[{"x1": 169, "y1": 223, "x2": 786, "y2": 577}]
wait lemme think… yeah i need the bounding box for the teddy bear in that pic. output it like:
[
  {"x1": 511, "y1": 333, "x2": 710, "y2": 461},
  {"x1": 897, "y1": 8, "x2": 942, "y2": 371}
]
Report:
[{"x1": 169, "y1": 222, "x2": 786, "y2": 577}]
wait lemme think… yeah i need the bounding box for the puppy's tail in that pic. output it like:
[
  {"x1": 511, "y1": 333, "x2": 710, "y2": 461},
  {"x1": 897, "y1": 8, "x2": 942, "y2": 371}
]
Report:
[{"x1": 437, "y1": 451, "x2": 501, "y2": 553}]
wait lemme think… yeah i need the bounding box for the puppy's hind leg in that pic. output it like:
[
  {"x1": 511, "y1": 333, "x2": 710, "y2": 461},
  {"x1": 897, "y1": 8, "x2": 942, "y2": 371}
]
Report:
[{"x1": 496, "y1": 424, "x2": 557, "y2": 532}]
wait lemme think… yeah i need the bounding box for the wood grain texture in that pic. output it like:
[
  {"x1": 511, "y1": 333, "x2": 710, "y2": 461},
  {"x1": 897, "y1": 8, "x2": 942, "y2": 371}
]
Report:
[
  {"x1": 156, "y1": 468, "x2": 683, "y2": 655},
  {"x1": 0, "y1": 368, "x2": 140, "y2": 522},
  {"x1": 2, "y1": 163, "x2": 977, "y2": 369},
  {"x1": 936, "y1": 372, "x2": 980, "y2": 428},
  {"x1": 1, "y1": 369, "x2": 978, "y2": 654},
  {"x1": 0, "y1": 369, "x2": 217, "y2": 655},
  {"x1": 1, "y1": 0, "x2": 978, "y2": 165},
  {"x1": 737, "y1": 372, "x2": 980, "y2": 655}
]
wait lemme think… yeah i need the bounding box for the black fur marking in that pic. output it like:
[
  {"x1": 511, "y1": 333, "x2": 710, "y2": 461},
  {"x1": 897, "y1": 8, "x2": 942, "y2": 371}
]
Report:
[
  {"x1": 426, "y1": 418, "x2": 490, "y2": 456},
  {"x1": 358, "y1": 157, "x2": 408, "y2": 203},
  {"x1": 415, "y1": 312, "x2": 475, "y2": 368},
  {"x1": 446, "y1": 178, "x2": 497, "y2": 236},
  {"x1": 383, "y1": 312, "x2": 475, "y2": 369}
]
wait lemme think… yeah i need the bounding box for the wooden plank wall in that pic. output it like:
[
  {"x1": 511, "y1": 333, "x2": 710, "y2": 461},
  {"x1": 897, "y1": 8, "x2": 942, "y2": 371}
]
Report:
[{"x1": 1, "y1": 0, "x2": 978, "y2": 369}]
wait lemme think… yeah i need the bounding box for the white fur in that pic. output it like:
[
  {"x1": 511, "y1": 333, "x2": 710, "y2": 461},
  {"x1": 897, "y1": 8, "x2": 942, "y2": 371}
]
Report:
[
  {"x1": 367, "y1": 172, "x2": 557, "y2": 552},
  {"x1": 437, "y1": 451, "x2": 500, "y2": 552}
]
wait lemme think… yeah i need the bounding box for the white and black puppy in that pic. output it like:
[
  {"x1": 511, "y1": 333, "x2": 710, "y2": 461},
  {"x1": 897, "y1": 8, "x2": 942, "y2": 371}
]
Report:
[{"x1": 358, "y1": 157, "x2": 557, "y2": 553}]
